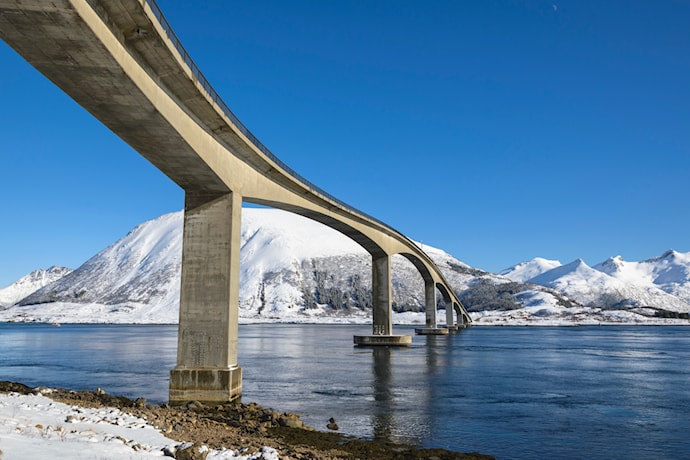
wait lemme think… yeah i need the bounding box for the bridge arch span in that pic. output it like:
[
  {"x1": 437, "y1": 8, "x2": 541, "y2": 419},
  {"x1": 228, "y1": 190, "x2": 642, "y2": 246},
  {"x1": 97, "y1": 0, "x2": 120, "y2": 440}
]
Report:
[
  {"x1": 244, "y1": 199, "x2": 456, "y2": 335},
  {"x1": 435, "y1": 282, "x2": 453, "y2": 304},
  {"x1": 0, "y1": 0, "x2": 471, "y2": 404},
  {"x1": 245, "y1": 198, "x2": 387, "y2": 260},
  {"x1": 244, "y1": 200, "x2": 462, "y2": 330},
  {"x1": 398, "y1": 252, "x2": 435, "y2": 284}
]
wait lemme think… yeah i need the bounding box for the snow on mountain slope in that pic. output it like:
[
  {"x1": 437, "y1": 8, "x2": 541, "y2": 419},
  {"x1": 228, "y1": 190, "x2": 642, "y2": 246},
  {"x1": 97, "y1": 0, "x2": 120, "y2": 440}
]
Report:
[
  {"x1": 594, "y1": 250, "x2": 690, "y2": 304},
  {"x1": 3, "y1": 208, "x2": 689, "y2": 325},
  {"x1": 238, "y1": 210, "x2": 489, "y2": 318},
  {"x1": 0, "y1": 266, "x2": 72, "y2": 308},
  {"x1": 14, "y1": 212, "x2": 183, "y2": 323},
  {"x1": 238, "y1": 209, "x2": 366, "y2": 317},
  {"x1": 4, "y1": 208, "x2": 478, "y2": 323},
  {"x1": 529, "y1": 258, "x2": 690, "y2": 313},
  {"x1": 499, "y1": 257, "x2": 562, "y2": 282}
]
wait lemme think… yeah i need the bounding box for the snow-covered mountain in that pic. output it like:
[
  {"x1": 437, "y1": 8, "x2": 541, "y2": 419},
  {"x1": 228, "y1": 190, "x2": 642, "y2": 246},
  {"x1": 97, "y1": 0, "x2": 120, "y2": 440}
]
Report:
[
  {"x1": 498, "y1": 257, "x2": 562, "y2": 283},
  {"x1": 594, "y1": 251, "x2": 690, "y2": 304},
  {"x1": 529, "y1": 258, "x2": 690, "y2": 313},
  {"x1": 0, "y1": 266, "x2": 72, "y2": 308},
  {"x1": 3, "y1": 209, "x2": 508, "y2": 324},
  {"x1": 1, "y1": 208, "x2": 689, "y2": 325},
  {"x1": 497, "y1": 252, "x2": 690, "y2": 321}
]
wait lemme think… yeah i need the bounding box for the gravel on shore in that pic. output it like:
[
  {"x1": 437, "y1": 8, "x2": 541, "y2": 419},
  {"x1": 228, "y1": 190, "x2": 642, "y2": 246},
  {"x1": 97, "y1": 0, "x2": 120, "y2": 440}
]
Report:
[{"x1": 0, "y1": 381, "x2": 493, "y2": 459}]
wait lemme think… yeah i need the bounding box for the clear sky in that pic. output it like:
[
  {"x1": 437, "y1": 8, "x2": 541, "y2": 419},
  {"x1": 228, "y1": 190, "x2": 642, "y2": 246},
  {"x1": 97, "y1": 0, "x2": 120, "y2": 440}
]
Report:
[{"x1": 1, "y1": 0, "x2": 689, "y2": 287}]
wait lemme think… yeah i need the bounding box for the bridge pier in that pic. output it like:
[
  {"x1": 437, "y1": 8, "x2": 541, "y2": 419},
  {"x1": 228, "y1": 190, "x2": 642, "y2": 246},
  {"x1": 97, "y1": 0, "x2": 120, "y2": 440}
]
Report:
[
  {"x1": 445, "y1": 302, "x2": 460, "y2": 331},
  {"x1": 446, "y1": 301, "x2": 455, "y2": 328},
  {"x1": 372, "y1": 254, "x2": 393, "y2": 336},
  {"x1": 354, "y1": 254, "x2": 412, "y2": 346},
  {"x1": 416, "y1": 282, "x2": 448, "y2": 335},
  {"x1": 1, "y1": 0, "x2": 473, "y2": 404},
  {"x1": 425, "y1": 281, "x2": 437, "y2": 328},
  {"x1": 455, "y1": 305, "x2": 469, "y2": 328},
  {"x1": 170, "y1": 192, "x2": 243, "y2": 404}
]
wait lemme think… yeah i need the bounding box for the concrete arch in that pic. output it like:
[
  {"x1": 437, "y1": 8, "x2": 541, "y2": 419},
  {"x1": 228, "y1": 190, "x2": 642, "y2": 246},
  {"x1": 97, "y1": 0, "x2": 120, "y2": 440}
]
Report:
[
  {"x1": 398, "y1": 252, "x2": 435, "y2": 284},
  {"x1": 435, "y1": 282, "x2": 453, "y2": 304},
  {"x1": 396, "y1": 252, "x2": 459, "y2": 330},
  {"x1": 0, "y1": 0, "x2": 471, "y2": 404},
  {"x1": 245, "y1": 198, "x2": 387, "y2": 260},
  {"x1": 453, "y1": 303, "x2": 464, "y2": 325},
  {"x1": 435, "y1": 282, "x2": 453, "y2": 327}
]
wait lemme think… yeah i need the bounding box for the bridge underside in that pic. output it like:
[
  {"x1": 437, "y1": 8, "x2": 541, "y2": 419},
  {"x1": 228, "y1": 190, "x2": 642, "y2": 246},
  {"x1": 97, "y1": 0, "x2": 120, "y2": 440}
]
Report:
[{"x1": 0, "y1": 0, "x2": 471, "y2": 404}]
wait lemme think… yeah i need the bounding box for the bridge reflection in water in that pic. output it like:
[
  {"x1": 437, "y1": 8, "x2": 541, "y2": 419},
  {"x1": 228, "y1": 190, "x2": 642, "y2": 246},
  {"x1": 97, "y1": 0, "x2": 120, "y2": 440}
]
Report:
[{"x1": 372, "y1": 347, "x2": 395, "y2": 441}]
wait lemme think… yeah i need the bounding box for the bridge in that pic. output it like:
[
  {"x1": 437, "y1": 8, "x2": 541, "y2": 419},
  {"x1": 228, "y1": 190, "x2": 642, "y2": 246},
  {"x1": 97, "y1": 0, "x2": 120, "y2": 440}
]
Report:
[{"x1": 0, "y1": 0, "x2": 471, "y2": 403}]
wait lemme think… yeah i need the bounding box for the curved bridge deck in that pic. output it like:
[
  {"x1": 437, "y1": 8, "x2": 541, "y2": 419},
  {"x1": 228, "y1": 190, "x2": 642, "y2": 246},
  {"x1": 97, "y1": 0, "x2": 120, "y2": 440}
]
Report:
[{"x1": 0, "y1": 0, "x2": 471, "y2": 403}]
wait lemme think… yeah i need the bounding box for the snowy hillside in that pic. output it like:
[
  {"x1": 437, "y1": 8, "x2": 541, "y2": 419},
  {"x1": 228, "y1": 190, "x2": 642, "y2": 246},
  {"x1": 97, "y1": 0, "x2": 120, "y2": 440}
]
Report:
[
  {"x1": 499, "y1": 257, "x2": 561, "y2": 282},
  {"x1": 492, "y1": 252, "x2": 690, "y2": 323},
  {"x1": 2, "y1": 209, "x2": 490, "y2": 324},
  {"x1": 14, "y1": 212, "x2": 184, "y2": 323},
  {"x1": 1, "y1": 208, "x2": 689, "y2": 325},
  {"x1": 529, "y1": 258, "x2": 690, "y2": 314},
  {"x1": 594, "y1": 250, "x2": 690, "y2": 304},
  {"x1": 0, "y1": 266, "x2": 72, "y2": 308}
]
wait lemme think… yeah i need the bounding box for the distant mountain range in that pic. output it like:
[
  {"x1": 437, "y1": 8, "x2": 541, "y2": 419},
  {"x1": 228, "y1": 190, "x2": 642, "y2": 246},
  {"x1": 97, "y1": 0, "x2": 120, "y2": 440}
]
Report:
[
  {"x1": 1, "y1": 209, "x2": 688, "y2": 325},
  {"x1": 0, "y1": 266, "x2": 72, "y2": 309},
  {"x1": 500, "y1": 253, "x2": 690, "y2": 318}
]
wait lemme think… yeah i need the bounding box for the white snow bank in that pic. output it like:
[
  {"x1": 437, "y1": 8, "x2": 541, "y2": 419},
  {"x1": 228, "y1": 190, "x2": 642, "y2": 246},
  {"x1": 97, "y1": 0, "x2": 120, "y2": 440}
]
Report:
[
  {"x1": 0, "y1": 392, "x2": 278, "y2": 459},
  {"x1": 469, "y1": 307, "x2": 690, "y2": 326}
]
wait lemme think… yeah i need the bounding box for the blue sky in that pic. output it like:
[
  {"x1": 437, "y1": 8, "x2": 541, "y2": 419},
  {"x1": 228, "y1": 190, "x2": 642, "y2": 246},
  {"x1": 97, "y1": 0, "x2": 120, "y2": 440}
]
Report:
[{"x1": 1, "y1": 0, "x2": 689, "y2": 287}]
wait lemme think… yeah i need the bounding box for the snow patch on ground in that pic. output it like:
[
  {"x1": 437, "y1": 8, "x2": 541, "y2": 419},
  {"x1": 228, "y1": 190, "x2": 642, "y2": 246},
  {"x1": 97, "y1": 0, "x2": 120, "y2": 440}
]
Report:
[
  {"x1": 470, "y1": 307, "x2": 690, "y2": 326},
  {"x1": 0, "y1": 392, "x2": 278, "y2": 459}
]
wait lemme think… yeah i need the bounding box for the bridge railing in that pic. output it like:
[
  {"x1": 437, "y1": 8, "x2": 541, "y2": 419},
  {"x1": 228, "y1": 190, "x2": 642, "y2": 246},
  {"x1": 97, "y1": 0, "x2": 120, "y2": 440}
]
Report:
[{"x1": 144, "y1": 0, "x2": 395, "y2": 229}]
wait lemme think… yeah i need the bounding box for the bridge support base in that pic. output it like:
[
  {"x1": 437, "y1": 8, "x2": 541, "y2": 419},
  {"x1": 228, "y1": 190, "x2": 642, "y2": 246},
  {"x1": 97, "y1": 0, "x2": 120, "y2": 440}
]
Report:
[
  {"x1": 415, "y1": 327, "x2": 450, "y2": 335},
  {"x1": 353, "y1": 335, "x2": 412, "y2": 346},
  {"x1": 169, "y1": 367, "x2": 242, "y2": 404}
]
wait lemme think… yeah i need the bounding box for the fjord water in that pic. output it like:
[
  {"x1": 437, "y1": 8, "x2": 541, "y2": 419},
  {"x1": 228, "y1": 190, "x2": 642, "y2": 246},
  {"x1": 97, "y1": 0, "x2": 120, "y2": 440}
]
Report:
[{"x1": 1, "y1": 323, "x2": 688, "y2": 459}]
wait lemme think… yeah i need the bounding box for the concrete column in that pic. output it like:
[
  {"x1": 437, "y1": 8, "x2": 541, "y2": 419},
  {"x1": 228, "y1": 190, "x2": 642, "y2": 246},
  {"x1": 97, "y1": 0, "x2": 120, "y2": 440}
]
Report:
[
  {"x1": 170, "y1": 191, "x2": 242, "y2": 404},
  {"x1": 372, "y1": 254, "x2": 392, "y2": 336},
  {"x1": 424, "y1": 281, "x2": 437, "y2": 327},
  {"x1": 457, "y1": 306, "x2": 465, "y2": 325},
  {"x1": 446, "y1": 301, "x2": 455, "y2": 327}
]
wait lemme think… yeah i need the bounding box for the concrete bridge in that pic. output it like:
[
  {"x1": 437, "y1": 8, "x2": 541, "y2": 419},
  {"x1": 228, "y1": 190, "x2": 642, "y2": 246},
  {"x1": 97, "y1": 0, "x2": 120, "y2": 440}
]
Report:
[{"x1": 0, "y1": 0, "x2": 471, "y2": 403}]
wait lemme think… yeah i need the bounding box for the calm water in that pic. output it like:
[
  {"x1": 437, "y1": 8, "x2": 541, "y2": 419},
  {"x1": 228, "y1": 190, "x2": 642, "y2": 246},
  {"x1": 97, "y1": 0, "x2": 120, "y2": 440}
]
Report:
[{"x1": 1, "y1": 323, "x2": 689, "y2": 459}]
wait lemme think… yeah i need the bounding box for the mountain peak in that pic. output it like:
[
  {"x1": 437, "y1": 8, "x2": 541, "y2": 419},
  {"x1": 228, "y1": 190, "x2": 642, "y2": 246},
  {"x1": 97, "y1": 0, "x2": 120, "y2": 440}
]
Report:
[
  {"x1": 527, "y1": 258, "x2": 593, "y2": 285},
  {"x1": 0, "y1": 266, "x2": 73, "y2": 307},
  {"x1": 595, "y1": 255, "x2": 625, "y2": 271},
  {"x1": 499, "y1": 257, "x2": 562, "y2": 282},
  {"x1": 642, "y1": 249, "x2": 689, "y2": 268},
  {"x1": 565, "y1": 258, "x2": 589, "y2": 269},
  {"x1": 660, "y1": 249, "x2": 679, "y2": 259},
  {"x1": 610, "y1": 255, "x2": 625, "y2": 264}
]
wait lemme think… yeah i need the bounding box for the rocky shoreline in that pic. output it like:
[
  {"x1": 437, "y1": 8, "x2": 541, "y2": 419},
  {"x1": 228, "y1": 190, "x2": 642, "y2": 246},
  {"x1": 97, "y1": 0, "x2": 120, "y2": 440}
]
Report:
[{"x1": 0, "y1": 381, "x2": 493, "y2": 459}]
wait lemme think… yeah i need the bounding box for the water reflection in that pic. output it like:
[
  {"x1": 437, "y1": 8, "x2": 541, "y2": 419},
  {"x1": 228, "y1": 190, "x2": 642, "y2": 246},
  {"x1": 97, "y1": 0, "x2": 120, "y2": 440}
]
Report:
[
  {"x1": 2, "y1": 324, "x2": 689, "y2": 459},
  {"x1": 371, "y1": 347, "x2": 394, "y2": 440},
  {"x1": 425, "y1": 335, "x2": 450, "y2": 370},
  {"x1": 368, "y1": 337, "x2": 441, "y2": 444}
]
